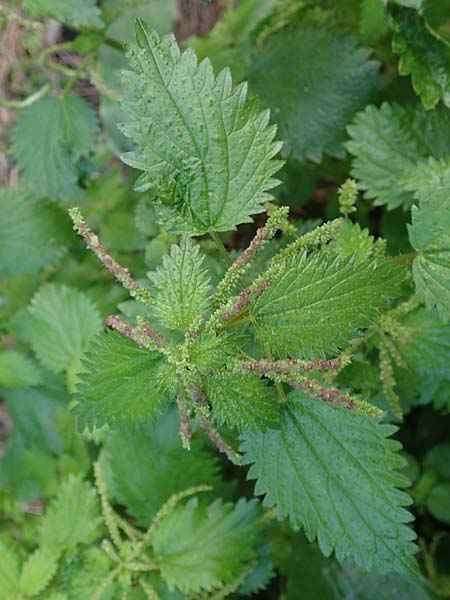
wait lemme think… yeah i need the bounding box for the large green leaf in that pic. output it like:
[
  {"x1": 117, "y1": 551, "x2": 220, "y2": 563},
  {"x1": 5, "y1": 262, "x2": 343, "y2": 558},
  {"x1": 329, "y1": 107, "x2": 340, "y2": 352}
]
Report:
[
  {"x1": 252, "y1": 251, "x2": 403, "y2": 358},
  {"x1": 390, "y1": 4, "x2": 450, "y2": 110},
  {"x1": 408, "y1": 172, "x2": 450, "y2": 318},
  {"x1": 152, "y1": 497, "x2": 262, "y2": 593},
  {"x1": 203, "y1": 371, "x2": 280, "y2": 432},
  {"x1": 39, "y1": 475, "x2": 101, "y2": 551},
  {"x1": 23, "y1": 0, "x2": 103, "y2": 28},
  {"x1": 151, "y1": 238, "x2": 211, "y2": 330},
  {"x1": 120, "y1": 24, "x2": 282, "y2": 234},
  {"x1": 346, "y1": 102, "x2": 450, "y2": 209},
  {"x1": 248, "y1": 25, "x2": 380, "y2": 162},
  {"x1": 12, "y1": 95, "x2": 98, "y2": 200},
  {"x1": 24, "y1": 284, "x2": 102, "y2": 374},
  {"x1": 100, "y1": 409, "x2": 220, "y2": 526},
  {"x1": 241, "y1": 392, "x2": 417, "y2": 574},
  {"x1": 0, "y1": 187, "x2": 71, "y2": 276},
  {"x1": 75, "y1": 331, "x2": 168, "y2": 429}
]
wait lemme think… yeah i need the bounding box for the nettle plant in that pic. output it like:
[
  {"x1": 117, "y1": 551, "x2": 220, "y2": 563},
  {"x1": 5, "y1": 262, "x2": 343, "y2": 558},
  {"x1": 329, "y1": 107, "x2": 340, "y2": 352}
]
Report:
[{"x1": 65, "y1": 22, "x2": 420, "y2": 579}]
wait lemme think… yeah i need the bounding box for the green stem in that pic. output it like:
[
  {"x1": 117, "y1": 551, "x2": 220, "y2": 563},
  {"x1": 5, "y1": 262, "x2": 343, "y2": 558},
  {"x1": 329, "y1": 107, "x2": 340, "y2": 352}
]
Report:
[
  {"x1": 209, "y1": 230, "x2": 233, "y2": 267},
  {"x1": 0, "y1": 84, "x2": 50, "y2": 109},
  {"x1": 62, "y1": 56, "x2": 91, "y2": 96},
  {"x1": 393, "y1": 251, "x2": 416, "y2": 266}
]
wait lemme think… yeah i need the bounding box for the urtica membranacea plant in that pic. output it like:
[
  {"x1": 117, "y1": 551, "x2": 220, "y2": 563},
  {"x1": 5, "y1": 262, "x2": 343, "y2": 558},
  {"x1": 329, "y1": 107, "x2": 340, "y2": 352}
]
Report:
[{"x1": 68, "y1": 20, "x2": 420, "y2": 576}]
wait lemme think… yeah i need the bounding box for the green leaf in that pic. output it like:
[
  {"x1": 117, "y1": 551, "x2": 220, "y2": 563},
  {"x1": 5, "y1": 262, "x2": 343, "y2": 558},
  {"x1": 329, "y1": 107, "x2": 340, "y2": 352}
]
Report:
[
  {"x1": 152, "y1": 497, "x2": 262, "y2": 593},
  {"x1": 99, "y1": 409, "x2": 219, "y2": 526},
  {"x1": 19, "y1": 548, "x2": 59, "y2": 597},
  {"x1": 0, "y1": 187, "x2": 71, "y2": 276},
  {"x1": 103, "y1": 0, "x2": 176, "y2": 44},
  {"x1": 23, "y1": 0, "x2": 103, "y2": 29},
  {"x1": 241, "y1": 392, "x2": 417, "y2": 574},
  {"x1": 120, "y1": 24, "x2": 282, "y2": 234},
  {"x1": 151, "y1": 238, "x2": 211, "y2": 330},
  {"x1": 346, "y1": 102, "x2": 450, "y2": 210},
  {"x1": 248, "y1": 26, "x2": 380, "y2": 162},
  {"x1": 390, "y1": 4, "x2": 450, "y2": 110},
  {"x1": 203, "y1": 371, "x2": 280, "y2": 432},
  {"x1": 74, "y1": 331, "x2": 168, "y2": 429},
  {"x1": 359, "y1": 0, "x2": 389, "y2": 42},
  {"x1": 396, "y1": 308, "x2": 450, "y2": 377},
  {"x1": 0, "y1": 543, "x2": 19, "y2": 600},
  {"x1": 39, "y1": 475, "x2": 101, "y2": 551},
  {"x1": 252, "y1": 251, "x2": 404, "y2": 358},
  {"x1": 328, "y1": 221, "x2": 375, "y2": 263},
  {"x1": 425, "y1": 444, "x2": 450, "y2": 481},
  {"x1": 187, "y1": 0, "x2": 276, "y2": 81},
  {"x1": 24, "y1": 284, "x2": 102, "y2": 373},
  {"x1": 0, "y1": 351, "x2": 43, "y2": 388},
  {"x1": 408, "y1": 172, "x2": 450, "y2": 318},
  {"x1": 12, "y1": 95, "x2": 98, "y2": 201},
  {"x1": 426, "y1": 483, "x2": 450, "y2": 524}
]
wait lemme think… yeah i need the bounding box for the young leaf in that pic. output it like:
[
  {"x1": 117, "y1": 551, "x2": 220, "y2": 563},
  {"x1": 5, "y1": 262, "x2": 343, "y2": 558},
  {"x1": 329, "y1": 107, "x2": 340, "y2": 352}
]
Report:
[
  {"x1": 152, "y1": 497, "x2": 262, "y2": 593},
  {"x1": 0, "y1": 187, "x2": 71, "y2": 276},
  {"x1": 12, "y1": 95, "x2": 98, "y2": 201},
  {"x1": 390, "y1": 4, "x2": 450, "y2": 110},
  {"x1": 151, "y1": 237, "x2": 211, "y2": 330},
  {"x1": 241, "y1": 392, "x2": 417, "y2": 574},
  {"x1": 346, "y1": 103, "x2": 450, "y2": 210},
  {"x1": 19, "y1": 548, "x2": 59, "y2": 597},
  {"x1": 39, "y1": 475, "x2": 101, "y2": 551},
  {"x1": 100, "y1": 409, "x2": 219, "y2": 526},
  {"x1": 74, "y1": 331, "x2": 169, "y2": 429},
  {"x1": 248, "y1": 26, "x2": 380, "y2": 162},
  {"x1": 24, "y1": 284, "x2": 102, "y2": 374},
  {"x1": 203, "y1": 371, "x2": 280, "y2": 431},
  {"x1": 408, "y1": 174, "x2": 450, "y2": 318},
  {"x1": 23, "y1": 0, "x2": 103, "y2": 29},
  {"x1": 252, "y1": 252, "x2": 403, "y2": 358},
  {"x1": 359, "y1": 0, "x2": 389, "y2": 42},
  {"x1": 120, "y1": 24, "x2": 282, "y2": 234},
  {"x1": 0, "y1": 351, "x2": 43, "y2": 388},
  {"x1": 396, "y1": 308, "x2": 450, "y2": 377},
  {"x1": 0, "y1": 543, "x2": 19, "y2": 600}
]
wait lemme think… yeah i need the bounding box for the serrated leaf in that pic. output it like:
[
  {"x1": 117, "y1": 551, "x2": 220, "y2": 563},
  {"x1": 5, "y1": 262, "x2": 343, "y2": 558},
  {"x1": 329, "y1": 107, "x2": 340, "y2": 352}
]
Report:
[
  {"x1": 0, "y1": 351, "x2": 43, "y2": 388},
  {"x1": 0, "y1": 543, "x2": 19, "y2": 599},
  {"x1": 100, "y1": 408, "x2": 219, "y2": 526},
  {"x1": 19, "y1": 548, "x2": 59, "y2": 597},
  {"x1": 120, "y1": 24, "x2": 282, "y2": 234},
  {"x1": 39, "y1": 475, "x2": 101, "y2": 551},
  {"x1": 328, "y1": 221, "x2": 375, "y2": 263},
  {"x1": 390, "y1": 4, "x2": 450, "y2": 109},
  {"x1": 187, "y1": 0, "x2": 276, "y2": 81},
  {"x1": 12, "y1": 95, "x2": 98, "y2": 200},
  {"x1": 396, "y1": 308, "x2": 450, "y2": 377},
  {"x1": 23, "y1": 0, "x2": 103, "y2": 29},
  {"x1": 203, "y1": 371, "x2": 280, "y2": 432},
  {"x1": 24, "y1": 284, "x2": 101, "y2": 373},
  {"x1": 346, "y1": 102, "x2": 450, "y2": 209},
  {"x1": 241, "y1": 392, "x2": 417, "y2": 574},
  {"x1": 151, "y1": 237, "x2": 211, "y2": 330},
  {"x1": 252, "y1": 251, "x2": 403, "y2": 358},
  {"x1": 248, "y1": 25, "x2": 380, "y2": 162},
  {"x1": 408, "y1": 173, "x2": 450, "y2": 318},
  {"x1": 152, "y1": 497, "x2": 262, "y2": 593},
  {"x1": 74, "y1": 331, "x2": 169, "y2": 429},
  {"x1": 0, "y1": 187, "x2": 71, "y2": 275},
  {"x1": 60, "y1": 546, "x2": 115, "y2": 600}
]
